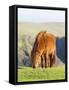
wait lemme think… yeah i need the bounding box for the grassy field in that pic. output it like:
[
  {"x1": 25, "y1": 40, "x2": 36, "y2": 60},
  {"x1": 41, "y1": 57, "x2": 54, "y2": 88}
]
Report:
[{"x1": 17, "y1": 66, "x2": 65, "y2": 82}]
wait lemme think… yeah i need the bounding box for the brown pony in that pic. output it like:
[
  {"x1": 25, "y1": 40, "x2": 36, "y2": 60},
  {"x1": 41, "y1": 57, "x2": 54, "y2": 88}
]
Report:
[{"x1": 31, "y1": 31, "x2": 56, "y2": 68}]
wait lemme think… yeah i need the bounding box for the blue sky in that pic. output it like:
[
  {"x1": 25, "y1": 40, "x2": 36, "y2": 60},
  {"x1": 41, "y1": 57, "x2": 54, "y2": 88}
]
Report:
[{"x1": 18, "y1": 8, "x2": 65, "y2": 22}]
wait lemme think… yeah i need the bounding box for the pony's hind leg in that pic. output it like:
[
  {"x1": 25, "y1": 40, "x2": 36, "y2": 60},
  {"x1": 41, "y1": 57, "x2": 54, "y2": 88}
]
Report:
[
  {"x1": 45, "y1": 52, "x2": 49, "y2": 68},
  {"x1": 50, "y1": 54, "x2": 53, "y2": 67},
  {"x1": 41, "y1": 54, "x2": 44, "y2": 68}
]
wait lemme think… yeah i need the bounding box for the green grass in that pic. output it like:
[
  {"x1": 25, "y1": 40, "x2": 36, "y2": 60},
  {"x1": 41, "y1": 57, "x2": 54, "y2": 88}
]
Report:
[{"x1": 17, "y1": 66, "x2": 65, "y2": 82}]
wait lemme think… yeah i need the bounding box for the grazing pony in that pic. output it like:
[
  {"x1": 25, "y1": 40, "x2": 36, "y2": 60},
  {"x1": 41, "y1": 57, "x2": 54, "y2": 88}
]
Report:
[{"x1": 31, "y1": 31, "x2": 56, "y2": 68}]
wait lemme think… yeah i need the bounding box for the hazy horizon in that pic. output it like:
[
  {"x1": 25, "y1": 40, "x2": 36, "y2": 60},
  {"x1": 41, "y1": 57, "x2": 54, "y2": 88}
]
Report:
[
  {"x1": 18, "y1": 8, "x2": 65, "y2": 23},
  {"x1": 18, "y1": 22, "x2": 65, "y2": 37}
]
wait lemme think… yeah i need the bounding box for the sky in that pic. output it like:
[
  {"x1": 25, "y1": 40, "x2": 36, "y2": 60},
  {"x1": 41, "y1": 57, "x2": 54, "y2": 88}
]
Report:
[{"x1": 18, "y1": 8, "x2": 65, "y2": 23}]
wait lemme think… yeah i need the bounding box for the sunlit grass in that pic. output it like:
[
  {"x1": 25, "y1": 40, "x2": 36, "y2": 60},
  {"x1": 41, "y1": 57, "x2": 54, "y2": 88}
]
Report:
[{"x1": 18, "y1": 66, "x2": 65, "y2": 82}]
